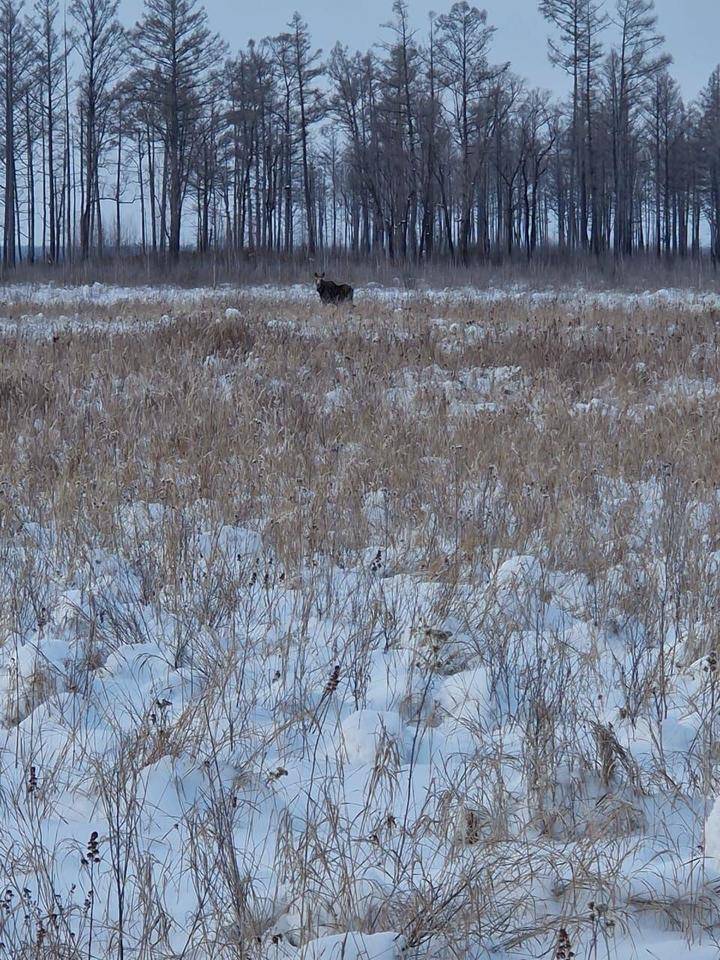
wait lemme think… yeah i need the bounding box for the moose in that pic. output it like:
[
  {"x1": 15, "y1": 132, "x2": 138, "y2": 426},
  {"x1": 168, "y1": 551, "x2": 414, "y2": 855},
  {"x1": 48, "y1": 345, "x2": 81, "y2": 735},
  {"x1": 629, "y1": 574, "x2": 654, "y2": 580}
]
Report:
[{"x1": 314, "y1": 272, "x2": 354, "y2": 304}]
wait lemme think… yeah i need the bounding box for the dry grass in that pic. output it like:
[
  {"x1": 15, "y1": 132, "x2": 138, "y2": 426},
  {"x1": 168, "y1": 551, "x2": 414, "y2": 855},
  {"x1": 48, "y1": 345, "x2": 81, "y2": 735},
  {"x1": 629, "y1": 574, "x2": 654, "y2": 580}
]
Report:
[
  {"x1": 2, "y1": 293, "x2": 719, "y2": 563},
  {"x1": 0, "y1": 287, "x2": 719, "y2": 959}
]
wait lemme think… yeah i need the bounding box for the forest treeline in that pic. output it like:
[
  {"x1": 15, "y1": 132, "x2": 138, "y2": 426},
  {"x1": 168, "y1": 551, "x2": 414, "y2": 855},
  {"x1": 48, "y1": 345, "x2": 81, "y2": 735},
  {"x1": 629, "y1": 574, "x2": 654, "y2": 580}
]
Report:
[{"x1": 2, "y1": 0, "x2": 720, "y2": 267}]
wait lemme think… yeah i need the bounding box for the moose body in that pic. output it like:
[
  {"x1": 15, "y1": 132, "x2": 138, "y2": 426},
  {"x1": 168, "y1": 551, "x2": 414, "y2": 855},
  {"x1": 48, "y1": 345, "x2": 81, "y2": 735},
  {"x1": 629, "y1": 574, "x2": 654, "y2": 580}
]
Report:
[{"x1": 314, "y1": 272, "x2": 354, "y2": 304}]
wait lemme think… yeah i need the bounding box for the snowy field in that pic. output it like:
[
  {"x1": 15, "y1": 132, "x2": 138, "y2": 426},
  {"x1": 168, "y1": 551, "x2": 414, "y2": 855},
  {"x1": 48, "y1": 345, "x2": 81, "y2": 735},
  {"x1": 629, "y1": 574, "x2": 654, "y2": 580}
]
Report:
[
  {"x1": 0, "y1": 282, "x2": 719, "y2": 960},
  {"x1": 2, "y1": 277, "x2": 720, "y2": 313}
]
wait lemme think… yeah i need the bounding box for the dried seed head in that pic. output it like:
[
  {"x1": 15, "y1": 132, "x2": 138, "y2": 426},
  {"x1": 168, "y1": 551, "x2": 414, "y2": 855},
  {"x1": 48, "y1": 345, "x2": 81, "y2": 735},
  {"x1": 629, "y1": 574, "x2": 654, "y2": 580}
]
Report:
[
  {"x1": 555, "y1": 928, "x2": 574, "y2": 960},
  {"x1": 324, "y1": 665, "x2": 341, "y2": 695},
  {"x1": 87, "y1": 831, "x2": 100, "y2": 862}
]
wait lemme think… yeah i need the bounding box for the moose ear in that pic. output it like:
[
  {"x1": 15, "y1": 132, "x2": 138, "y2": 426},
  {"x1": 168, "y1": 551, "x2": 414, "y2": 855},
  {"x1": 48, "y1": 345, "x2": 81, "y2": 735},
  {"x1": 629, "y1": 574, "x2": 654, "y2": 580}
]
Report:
[
  {"x1": 321, "y1": 272, "x2": 325, "y2": 278},
  {"x1": 314, "y1": 272, "x2": 319, "y2": 278}
]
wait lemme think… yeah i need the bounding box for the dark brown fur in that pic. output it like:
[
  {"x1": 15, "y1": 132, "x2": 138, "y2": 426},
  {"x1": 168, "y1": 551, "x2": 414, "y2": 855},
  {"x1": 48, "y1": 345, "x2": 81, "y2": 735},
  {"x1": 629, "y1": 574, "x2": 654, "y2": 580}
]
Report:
[{"x1": 314, "y1": 272, "x2": 354, "y2": 304}]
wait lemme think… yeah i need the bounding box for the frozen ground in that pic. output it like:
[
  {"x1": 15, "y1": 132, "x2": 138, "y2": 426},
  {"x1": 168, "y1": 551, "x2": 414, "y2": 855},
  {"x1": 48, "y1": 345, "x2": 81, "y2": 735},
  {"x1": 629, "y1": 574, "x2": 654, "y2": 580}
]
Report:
[
  {"x1": 1, "y1": 280, "x2": 719, "y2": 343},
  {"x1": 1, "y1": 278, "x2": 720, "y2": 312},
  {"x1": 0, "y1": 283, "x2": 718, "y2": 959}
]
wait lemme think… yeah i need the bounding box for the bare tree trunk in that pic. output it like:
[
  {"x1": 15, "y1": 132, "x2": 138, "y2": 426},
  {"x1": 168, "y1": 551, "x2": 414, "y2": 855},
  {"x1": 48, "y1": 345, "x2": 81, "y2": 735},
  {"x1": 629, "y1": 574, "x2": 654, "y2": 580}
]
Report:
[
  {"x1": 138, "y1": 130, "x2": 146, "y2": 253},
  {"x1": 64, "y1": 19, "x2": 72, "y2": 260},
  {"x1": 115, "y1": 112, "x2": 122, "y2": 251},
  {"x1": 147, "y1": 124, "x2": 157, "y2": 253},
  {"x1": 3, "y1": 17, "x2": 16, "y2": 269},
  {"x1": 25, "y1": 92, "x2": 35, "y2": 262}
]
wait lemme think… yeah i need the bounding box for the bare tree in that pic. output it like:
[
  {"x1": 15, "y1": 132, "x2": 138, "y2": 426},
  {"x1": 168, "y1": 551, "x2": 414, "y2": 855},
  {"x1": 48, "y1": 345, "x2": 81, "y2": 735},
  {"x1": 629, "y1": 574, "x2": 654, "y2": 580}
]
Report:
[
  {"x1": 70, "y1": 0, "x2": 125, "y2": 258},
  {"x1": 131, "y1": 0, "x2": 224, "y2": 260},
  {"x1": 606, "y1": 0, "x2": 671, "y2": 257},
  {"x1": 435, "y1": 1, "x2": 507, "y2": 262},
  {"x1": 698, "y1": 66, "x2": 720, "y2": 264},
  {"x1": 0, "y1": 0, "x2": 32, "y2": 266},
  {"x1": 273, "y1": 14, "x2": 323, "y2": 256},
  {"x1": 540, "y1": 0, "x2": 608, "y2": 252},
  {"x1": 35, "y1": 0, "x2": 64, "y2": 261}
]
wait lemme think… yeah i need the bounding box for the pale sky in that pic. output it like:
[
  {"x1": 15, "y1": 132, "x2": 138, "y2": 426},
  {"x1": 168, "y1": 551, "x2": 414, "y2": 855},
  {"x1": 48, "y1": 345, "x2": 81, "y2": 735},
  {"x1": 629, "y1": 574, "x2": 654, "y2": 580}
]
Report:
[{"x1": 119, "y1": 0, "x2": 719, "y2": 102}]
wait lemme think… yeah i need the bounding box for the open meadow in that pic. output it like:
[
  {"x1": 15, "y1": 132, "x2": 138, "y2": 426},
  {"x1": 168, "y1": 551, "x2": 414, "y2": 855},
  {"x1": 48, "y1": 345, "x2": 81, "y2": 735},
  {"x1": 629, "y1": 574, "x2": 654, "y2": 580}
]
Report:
[{"x1": 0, "y1": 281, "x2": 719, "y2": 959}]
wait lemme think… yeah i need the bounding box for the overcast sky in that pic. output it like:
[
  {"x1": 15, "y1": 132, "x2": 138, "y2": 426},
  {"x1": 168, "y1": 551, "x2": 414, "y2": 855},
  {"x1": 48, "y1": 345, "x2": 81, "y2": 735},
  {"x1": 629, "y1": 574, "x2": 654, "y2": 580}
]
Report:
[{"x1": 119, "y1": 0, "x2": 719, "y2": 102}]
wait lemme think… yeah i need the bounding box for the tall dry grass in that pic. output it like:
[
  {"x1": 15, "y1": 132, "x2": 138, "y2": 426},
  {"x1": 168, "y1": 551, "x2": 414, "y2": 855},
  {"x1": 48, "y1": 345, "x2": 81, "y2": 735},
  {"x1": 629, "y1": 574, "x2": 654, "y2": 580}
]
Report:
[{"x1": 0, "y1": 287, "x2": 718, "y2": 958}]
